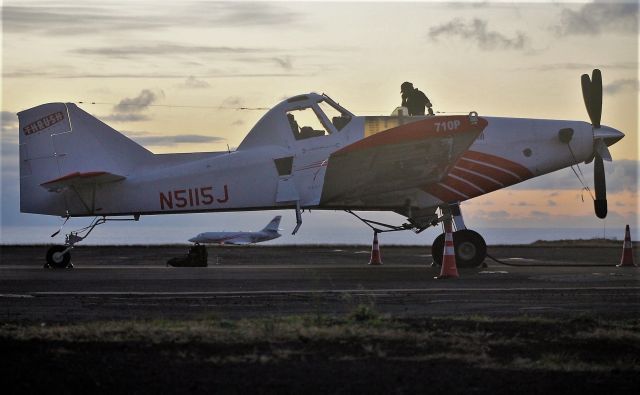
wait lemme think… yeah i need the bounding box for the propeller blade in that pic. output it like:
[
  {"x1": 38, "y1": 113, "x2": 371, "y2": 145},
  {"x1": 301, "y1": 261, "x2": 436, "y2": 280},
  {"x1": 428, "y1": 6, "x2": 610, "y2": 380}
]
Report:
[
  {"x1": 581, "y1": 73, "x2": 593, "y2": 123},
  {"x1": 594, "y1": 139, "x2": 612, "y2": 161},
  {"x1": 590, "y1": 69, "x2": 602, "y2": 128},
  {"x1": 593, "y1": 154, "x2": 607, "y2": 219}
]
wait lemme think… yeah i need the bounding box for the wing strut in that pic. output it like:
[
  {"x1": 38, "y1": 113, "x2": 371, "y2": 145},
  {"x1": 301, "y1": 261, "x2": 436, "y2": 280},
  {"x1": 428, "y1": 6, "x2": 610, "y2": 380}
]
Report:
[
  {"x1": 346, "y1": 210, "x2": 420, "y2": 234},
  {"x1": 292, "y1": 201, "x2": 303, "y2": 235}
]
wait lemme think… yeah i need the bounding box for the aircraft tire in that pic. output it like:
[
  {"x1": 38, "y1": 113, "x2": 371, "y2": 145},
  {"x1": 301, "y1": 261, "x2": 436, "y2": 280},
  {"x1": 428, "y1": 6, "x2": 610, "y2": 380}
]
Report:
[
  {"x1": 430, "y1": 230, "x2": 487, "y2": 268},
  {"x1": 46, "y1": 245, "x2": 71, "y2": 269},
  {"x1": 454, "y1": 229, "x2": 487, "y2": 268},
  {"x1": 430, "y1": 233, "x2": 445, "y2": 266}
]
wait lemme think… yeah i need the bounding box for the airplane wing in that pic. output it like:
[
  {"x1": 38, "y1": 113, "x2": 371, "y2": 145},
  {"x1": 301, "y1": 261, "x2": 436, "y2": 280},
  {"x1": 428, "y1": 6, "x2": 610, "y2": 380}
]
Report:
[
  {"x1": 320, "y1": 115, "x2": 487, "y2": 205},
  {"x1": 40, "y1": 171, "x2": 126, "y2": 192},
  {"x1": 226, "y1": 235, "x2": 254, "y2": 245},
  {"x1": 226, "y1": 240, "x2": 252, "y2": 245}
]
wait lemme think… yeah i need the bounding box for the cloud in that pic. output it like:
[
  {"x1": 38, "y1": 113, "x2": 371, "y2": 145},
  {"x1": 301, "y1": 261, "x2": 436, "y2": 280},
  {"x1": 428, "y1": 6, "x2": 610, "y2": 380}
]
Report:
[
  {"x1": 1, "y1": 111, "x2": 18, "y2": 132},
  {"x1": 603, "y1": 79, "x2": 640, "y2": 95},
  {"x1": 221, "y1": 96, "x2": 244, "y2": 108},
  {"x1": 272, "y1": 56, "x2": 293, "y2": 70},
  {"x1": 126, "y1": 132, "x2": 225, "y2": 147},
  {"x1": 512, "y1": 160, "x2": 638, "y2": 193},
  {"x1": 519, "y1": 62, "x2": 638, "y2": 72},
  {"x1": 547, "y1": 200, "x2": 557, "y2": 207},
  {"x1": 180, "y1": 76, "x2": 211, "y2": 89},
  {"x1": 555, "y1": 1, "x2": 639, "y2": 36},
  {"x1": 3, "y1": 3, "x2": 300, "y2": 36},
  {"x1": 5, "y1": 70, "x2": 308, "y2": 80},
  {"x1": 474, "y1": 209, "x2": 511, "y2": 219},
  {"x1": 530, "y1": 210, "x2": 549, "y2": 218},
  {"x1": 73, "y1": 44, "x2": 266, "y2": 58},
  {"x1": 2, "y1": 5, "x2": 164, "y2": 35},
  {"x1": 190, "y1": 2, "x2": 299, "y2": 27},
  {"x1": 112, "y1": 89, "x2": 162, "y2": 114},
  {"x1": 428, "y1": 18, "x2": 529, "y2": 51},
  {"x1": 101, "y1": 114, "x2": 150, "y2": 123}
]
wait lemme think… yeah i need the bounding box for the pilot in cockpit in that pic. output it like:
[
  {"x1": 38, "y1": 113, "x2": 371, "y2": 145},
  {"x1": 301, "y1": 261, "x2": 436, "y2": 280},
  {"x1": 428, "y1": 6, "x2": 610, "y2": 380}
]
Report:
[{"x1": 287, "y1": 113, "x2": 299, "y2": 136}]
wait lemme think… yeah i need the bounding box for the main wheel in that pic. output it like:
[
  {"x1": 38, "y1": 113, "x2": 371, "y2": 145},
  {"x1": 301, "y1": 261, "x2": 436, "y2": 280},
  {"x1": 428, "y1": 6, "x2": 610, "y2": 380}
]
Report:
[
  {"x1": 46, "y1": 245, "x2": 71, "y2": 269},
  {"x1": 431, "y1": 233, "x2": 445, "y2": 266},
  {"x1": 454, "y1": 229, "x2": 487, "y2": 268},
  {"x1": 430, "y1": 229, "x2": 487, "y2": 268}
]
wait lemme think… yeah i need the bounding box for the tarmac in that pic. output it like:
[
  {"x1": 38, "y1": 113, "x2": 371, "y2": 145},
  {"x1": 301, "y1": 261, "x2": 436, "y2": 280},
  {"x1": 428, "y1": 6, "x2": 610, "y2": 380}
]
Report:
[{"x1": 1, "y1": 245, "x2": 638, "y2": 322}]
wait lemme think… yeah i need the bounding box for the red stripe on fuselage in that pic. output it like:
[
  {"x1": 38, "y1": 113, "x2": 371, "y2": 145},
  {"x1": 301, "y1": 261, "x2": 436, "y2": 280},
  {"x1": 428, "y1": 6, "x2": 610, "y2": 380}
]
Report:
[
  {"x1": 456, "y1": 158, "x2": 522, "y2": 185},
  {"x1": 440, "y1": 174, "x2": 484, "y2": 197},
  {"x1": 462, "y1": 151, "x2": 533, "y2": 179},
  {"x1": 450, "y1": 167, "x2": 503, "y2": 191},
  {"x1": 423, "y1": 151, "x2": 534, "y2": 204},
  {"x1": 422, "y1": 183, "x2": 468, "y2": 202}
]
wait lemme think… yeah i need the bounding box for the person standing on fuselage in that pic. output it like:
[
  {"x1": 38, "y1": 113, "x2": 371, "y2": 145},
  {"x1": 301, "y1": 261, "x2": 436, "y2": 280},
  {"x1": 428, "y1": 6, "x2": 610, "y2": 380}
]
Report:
[{"x1": 400, "y1": 81, "x2": 434, "y2": 116}]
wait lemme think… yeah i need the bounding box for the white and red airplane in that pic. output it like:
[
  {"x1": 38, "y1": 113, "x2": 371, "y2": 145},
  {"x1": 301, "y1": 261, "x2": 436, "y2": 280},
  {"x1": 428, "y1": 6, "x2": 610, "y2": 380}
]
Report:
[
  {"x1": 188, "y1": 216, "x2": 282, "y2": 245},
  {"x1": 17, "y1": 69, "x2": 624, "y2": 268}
]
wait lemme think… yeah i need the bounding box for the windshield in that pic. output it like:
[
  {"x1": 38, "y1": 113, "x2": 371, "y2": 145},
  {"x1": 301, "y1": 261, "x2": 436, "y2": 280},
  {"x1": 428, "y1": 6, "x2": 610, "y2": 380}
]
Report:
[{"x1": 286, "y1": 96, "x2": 354, "y2": 141}]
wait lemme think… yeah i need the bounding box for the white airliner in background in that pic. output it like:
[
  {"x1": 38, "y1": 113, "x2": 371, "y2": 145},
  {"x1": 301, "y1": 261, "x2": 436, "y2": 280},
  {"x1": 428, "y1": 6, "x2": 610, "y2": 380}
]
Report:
[{"x1": 188, "y1": 216, "x2": 282, "y2": 245}]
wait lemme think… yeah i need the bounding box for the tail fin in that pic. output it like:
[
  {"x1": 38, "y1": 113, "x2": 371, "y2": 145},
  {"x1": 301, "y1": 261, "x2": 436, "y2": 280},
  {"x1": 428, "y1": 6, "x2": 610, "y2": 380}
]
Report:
[
  {"x1": 262, "y1": 216, "x2": 282, "y2": 232},
  {"x1": 17, "y1": 103, "x2": 153, "y2": 215}
]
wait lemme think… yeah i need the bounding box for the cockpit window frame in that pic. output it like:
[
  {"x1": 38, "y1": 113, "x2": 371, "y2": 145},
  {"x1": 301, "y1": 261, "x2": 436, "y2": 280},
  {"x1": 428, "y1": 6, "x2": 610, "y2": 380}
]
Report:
[{"x1": 285, "y1": 94, "x2": 355, "y2": 141}]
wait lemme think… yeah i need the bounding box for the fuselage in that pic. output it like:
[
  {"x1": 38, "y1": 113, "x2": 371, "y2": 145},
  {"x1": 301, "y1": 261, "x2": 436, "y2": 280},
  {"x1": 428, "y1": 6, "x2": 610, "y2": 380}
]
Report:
[
  {"x1": 18, "y1": 93, "x2": 624, "y2": 220},
  {"x1": 54, "y1": 118, "x2": 597, "y2": 214}
]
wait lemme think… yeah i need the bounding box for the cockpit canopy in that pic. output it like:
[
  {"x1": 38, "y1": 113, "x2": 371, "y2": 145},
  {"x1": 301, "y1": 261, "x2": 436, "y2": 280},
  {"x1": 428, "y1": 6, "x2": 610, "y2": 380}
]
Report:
[{"x1": 237, "y1": 93, "x2": 354, "y2": 150}]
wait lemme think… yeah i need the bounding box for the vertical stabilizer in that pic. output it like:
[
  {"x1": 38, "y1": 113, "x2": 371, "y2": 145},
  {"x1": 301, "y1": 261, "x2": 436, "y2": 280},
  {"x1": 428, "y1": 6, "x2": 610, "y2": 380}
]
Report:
[
  {"x1": 262, "y1": 216, "x2": 282, "y2": 232},
  {"x1": 17, "y1": 103, "x2": 153, "y2": 215}
]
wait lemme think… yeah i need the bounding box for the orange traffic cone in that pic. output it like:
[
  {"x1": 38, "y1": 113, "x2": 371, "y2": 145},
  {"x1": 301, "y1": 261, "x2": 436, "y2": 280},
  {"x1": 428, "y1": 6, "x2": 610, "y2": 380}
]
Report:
[
  {"x1": 617, "y1": 224, "x2": 636, "y2": 267},
  {"x1": 368, "y1": 232, "x2": 383, "y2": 265},
  {"x1": 436, "y1": 218, "x2": 459, "y2": 279}
]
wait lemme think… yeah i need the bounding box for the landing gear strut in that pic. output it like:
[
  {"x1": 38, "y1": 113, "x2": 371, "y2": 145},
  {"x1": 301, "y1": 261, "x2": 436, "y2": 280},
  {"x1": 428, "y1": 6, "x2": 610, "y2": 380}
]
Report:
[{"x1": 45, "y1": 215, "x2": 140, "y2": 269}]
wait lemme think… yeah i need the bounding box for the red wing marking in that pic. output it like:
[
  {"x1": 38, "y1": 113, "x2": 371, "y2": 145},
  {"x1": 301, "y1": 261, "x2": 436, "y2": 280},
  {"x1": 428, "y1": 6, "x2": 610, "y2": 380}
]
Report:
[
  {"x1": 42, "y1": 171, "x2": 108, "y2": 185},
  {"x1": 40, "y1": 171, "x2": 126, "y2": 191}
]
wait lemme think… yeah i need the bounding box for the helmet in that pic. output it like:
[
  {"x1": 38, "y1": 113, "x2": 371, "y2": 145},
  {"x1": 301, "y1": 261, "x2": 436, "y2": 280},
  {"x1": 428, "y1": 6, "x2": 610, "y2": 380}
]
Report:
[{"x1": 400, "y1": 81, "x2": 413, "y2": 93}]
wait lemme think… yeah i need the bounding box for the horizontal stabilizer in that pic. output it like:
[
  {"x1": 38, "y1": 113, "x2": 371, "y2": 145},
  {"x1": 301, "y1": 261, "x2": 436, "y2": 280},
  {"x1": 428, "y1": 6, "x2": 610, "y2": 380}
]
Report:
[{"x1": 40, "y1": 171, "x2": 126, "y2": 192}]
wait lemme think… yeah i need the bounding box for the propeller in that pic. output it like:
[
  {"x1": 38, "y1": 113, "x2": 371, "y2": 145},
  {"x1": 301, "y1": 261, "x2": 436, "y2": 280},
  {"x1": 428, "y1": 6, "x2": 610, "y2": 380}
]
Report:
[{"x1": 581, "y1": 69, "x2": 607, "y2": 219}]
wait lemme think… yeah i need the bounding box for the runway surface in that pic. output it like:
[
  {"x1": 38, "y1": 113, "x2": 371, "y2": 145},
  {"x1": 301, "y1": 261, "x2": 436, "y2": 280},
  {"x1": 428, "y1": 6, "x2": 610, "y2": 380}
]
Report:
[{"x1": 1, "y1": 245, "x2": 637, "y2": 322}]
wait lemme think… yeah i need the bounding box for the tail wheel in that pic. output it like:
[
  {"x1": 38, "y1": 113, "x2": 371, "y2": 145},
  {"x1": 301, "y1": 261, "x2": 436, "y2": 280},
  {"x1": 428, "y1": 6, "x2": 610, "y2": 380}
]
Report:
[
  {"x1": 46, "y1": 245, "x2": 71, "y2": 269},
  {"x1": 430, "y1": 229, "x2": 487, "y2": 268}
]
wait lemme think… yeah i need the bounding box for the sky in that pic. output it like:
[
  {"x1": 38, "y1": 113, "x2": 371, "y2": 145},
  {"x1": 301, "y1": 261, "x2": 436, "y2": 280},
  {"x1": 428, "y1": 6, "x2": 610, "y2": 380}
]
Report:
[{"x1": 1, "y1": 0, "x2": 638, "y2": 245}]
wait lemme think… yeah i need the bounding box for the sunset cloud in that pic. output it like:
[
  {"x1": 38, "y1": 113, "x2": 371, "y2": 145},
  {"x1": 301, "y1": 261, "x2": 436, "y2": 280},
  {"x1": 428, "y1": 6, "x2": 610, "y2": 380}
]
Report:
[
  {"x1": 429, "y1": 18, "x2": 529, "y2": 51},
  {"x1": 555, "y1": 2, "x2": 639, "y2": 36}
]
